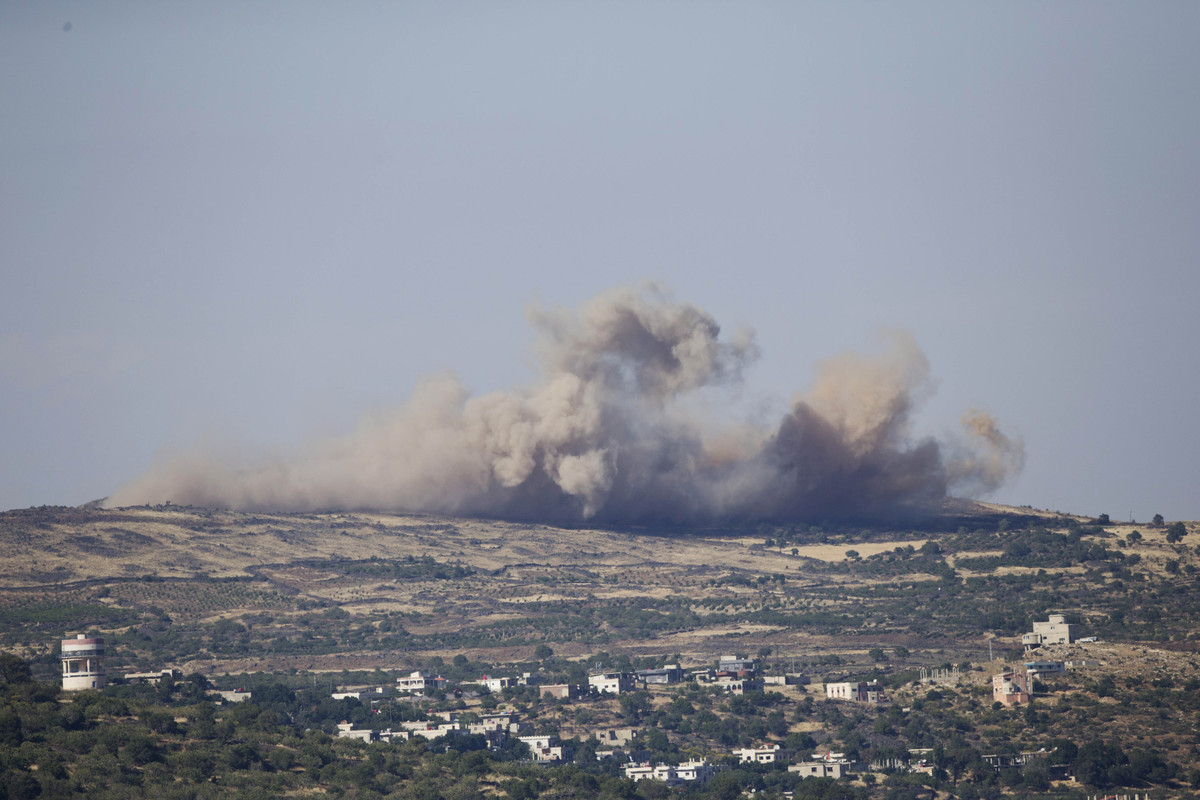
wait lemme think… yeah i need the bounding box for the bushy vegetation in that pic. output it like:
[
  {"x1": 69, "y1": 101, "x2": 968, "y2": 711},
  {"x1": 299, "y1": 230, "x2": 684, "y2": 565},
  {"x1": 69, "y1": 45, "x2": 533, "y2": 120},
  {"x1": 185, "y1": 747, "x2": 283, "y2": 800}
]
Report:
[{"x1": 3, "y1": 505, "x2": 1200, "y2": 797}]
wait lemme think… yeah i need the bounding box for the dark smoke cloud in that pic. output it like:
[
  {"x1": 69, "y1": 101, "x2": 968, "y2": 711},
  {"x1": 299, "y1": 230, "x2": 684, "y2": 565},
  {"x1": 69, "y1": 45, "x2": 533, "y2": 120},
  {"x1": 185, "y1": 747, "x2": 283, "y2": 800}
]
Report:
[{"x1": 105, "y1": 285, "x2": 1023, "y2": 521}]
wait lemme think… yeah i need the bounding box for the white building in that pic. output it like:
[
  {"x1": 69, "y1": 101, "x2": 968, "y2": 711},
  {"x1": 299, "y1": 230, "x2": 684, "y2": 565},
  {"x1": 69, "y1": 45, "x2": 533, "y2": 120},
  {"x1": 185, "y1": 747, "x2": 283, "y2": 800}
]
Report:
[
  {"x1": 336, "y1": 722, "x2": 380, "y2": 742},
  {"x1": 717, "y1": 675, "x2": 764, "y2": 694},
  {"x1": 625, "y1": 760, "x2": 718, "y2": 786},
  {"x1": 588, "y1": 672, "x2": 635, "y2": 694},
  {"x1": 824, "y1": 680, "x2": 886, "y2": 703},
  {"x1": 480, "y1": 675, "x2": 517, "y2": 692},
  {"x1": 396, "y1": 671, "x2": 447, "y2": 693},
  {"x1": 519, "y1": 734, "x2": 558, "y2": 750},
  {"x1": 735, "y1": 745, "x2": 781, "y2": 764},
  {"x1": 61, "y1": 634, "x2": 106, "y2": 691},
  {"x1": 675, "y1": 760, "x2": 718, "y2": 783},
  {"x1": 519, "y1": 734, "x2": 569, "y2": 762}
]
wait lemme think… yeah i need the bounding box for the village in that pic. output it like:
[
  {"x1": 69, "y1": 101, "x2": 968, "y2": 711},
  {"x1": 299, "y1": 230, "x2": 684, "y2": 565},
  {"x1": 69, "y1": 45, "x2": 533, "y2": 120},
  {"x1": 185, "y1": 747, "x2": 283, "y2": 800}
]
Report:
[{"x1": 56, "y1": 613, "x2": 1124, "y2": 792}]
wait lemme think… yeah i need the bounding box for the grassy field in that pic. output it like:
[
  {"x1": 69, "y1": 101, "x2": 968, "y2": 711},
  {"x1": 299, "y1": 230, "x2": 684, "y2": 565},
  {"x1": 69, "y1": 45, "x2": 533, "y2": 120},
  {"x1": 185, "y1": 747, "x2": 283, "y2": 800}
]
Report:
[{"x1": 2, "y1": 502, "x2": 1197, "y2": 679}]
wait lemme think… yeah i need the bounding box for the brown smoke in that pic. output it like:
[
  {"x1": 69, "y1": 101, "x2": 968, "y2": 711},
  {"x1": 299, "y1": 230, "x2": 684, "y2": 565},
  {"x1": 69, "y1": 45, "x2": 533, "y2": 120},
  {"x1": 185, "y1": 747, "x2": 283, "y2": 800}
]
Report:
[{"x1": 104, "y1": 286, "x2": 1022, "y2": 522}]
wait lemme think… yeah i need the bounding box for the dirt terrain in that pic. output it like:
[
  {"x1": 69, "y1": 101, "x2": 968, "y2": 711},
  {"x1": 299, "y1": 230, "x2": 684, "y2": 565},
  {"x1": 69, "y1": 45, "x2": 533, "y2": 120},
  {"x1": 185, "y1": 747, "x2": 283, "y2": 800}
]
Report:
[{"x1": 2, "y1": 502, "x2": 1197, "y2": 686}]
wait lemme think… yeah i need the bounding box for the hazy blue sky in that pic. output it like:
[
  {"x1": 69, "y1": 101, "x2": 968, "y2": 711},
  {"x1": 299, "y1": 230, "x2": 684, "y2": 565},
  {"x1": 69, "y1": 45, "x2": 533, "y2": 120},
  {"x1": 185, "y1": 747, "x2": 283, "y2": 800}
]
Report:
[{"x1": 3, "y1": 2, "x2": 1198, "y2": 520}]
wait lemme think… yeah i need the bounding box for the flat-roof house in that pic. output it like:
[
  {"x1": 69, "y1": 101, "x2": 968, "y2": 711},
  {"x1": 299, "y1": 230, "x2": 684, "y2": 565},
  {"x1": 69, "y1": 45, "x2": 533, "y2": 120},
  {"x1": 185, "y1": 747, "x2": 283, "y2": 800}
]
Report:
[
  {"x1": 790, "y1": 762, "x2": 848, "y2": 778},
  {"x1": 588, "y1": 672, "x2": 636, "y2": 694},
  {"x1": 718, "y1": 655, "x2": 759, "y2": 674},
  {"x1": 480, "y1": 675, "x2": 517, "y2": 692},
  {"x1": 825, "y1": 680, "x2": 886, "y2": 704},
  {"x1": 637, "y1": 664, "x2": 685, "y2": 684},
  {"x1": 735, "y1": 745, "x2": 781, "y2": 764},
  {"x1": 396, "y1": 671, "x2": 447, "y2": 693},
  {"x1": 1023, "y1": 614, "x2": 1078, "y2": 647},
  {"x1": 992, "y1": 671, "x2": 1030, "y2": 707}
]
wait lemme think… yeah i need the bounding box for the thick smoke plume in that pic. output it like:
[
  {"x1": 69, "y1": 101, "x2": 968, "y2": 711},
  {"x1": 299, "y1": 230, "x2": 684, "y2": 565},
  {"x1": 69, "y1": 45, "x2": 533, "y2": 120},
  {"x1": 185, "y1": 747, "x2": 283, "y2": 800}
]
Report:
[{"x1": 105, "y1": 286, "x2": 1023, "y2": 522}]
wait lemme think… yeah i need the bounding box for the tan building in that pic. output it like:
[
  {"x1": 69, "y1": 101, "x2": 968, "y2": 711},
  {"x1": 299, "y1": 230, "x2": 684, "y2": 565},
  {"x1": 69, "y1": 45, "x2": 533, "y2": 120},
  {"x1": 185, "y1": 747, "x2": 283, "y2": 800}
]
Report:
[
  {"x1": 124, "y1": 668, "x2": 182, "y2": 685},
  {"x1": 1022, "y1": 614, "x2": 1078, "y2": 647},
  {"x1": 992, "y1": 671, "x2": 1030, "y2": 707},
  {"x1": 790, "y1": 761, "x2": 849, "y2": 778},
  {"x1": 61, "y1": 634, "x2": 106, "y2": 691}
]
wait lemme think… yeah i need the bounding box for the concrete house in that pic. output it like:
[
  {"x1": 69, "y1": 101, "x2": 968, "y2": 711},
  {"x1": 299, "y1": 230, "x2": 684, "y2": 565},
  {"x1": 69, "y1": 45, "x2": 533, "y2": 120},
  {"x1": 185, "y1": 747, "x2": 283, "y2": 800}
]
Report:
[
  {"x1": 1022, "y1": 614, "x2": 1078, "y2": 648},
  {"x1": 588, "y1": 672, "x2": 636, "y2": 694},
  {"x1": 124, "y1": 668, "x2": 182, "y2": 685},
  {"x1": 395, "y1": 671, "x2": 447, "y2": 693},
  {"x1": 735, "y1": 745, "x2": 782, "y2": 764},
  {"x1": 636, "y1": 664, "x2": 685, "y2": 684},
  {"x1": 625, "y1": 760, "x2": 718, "y2": 786},
  {"x1": 1024, "y1": 660, "x2": 1065, "y2": 677},
  {"x1": 825, "y1": 680, "x2": 886, "y2": 703},
  {"x1": 480, "y1": 675, "x2": 517, "y2": 692},
  {"x1": 718, "y1": 655, "x2": 759, "y2": 674},
  {"x1": 790, "y1": 761, "x2": 849, "y2": 778},
  {"x1": 593, "y1": 728, "x2": 638, "y2": 747},
  {"x1": 992, "y1": 671, "x2": 1030, "y2": 707},
  {"x1": 716, "y1": 674, "x2": 764, "y2": 694}
]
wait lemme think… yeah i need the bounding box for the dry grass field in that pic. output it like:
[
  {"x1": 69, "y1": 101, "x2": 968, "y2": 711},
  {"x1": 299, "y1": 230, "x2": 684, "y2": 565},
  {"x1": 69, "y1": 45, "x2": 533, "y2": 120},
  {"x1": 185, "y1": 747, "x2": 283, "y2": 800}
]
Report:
[{"x1": 1, "y1": 502, "x2": 1197, "y2": 683}]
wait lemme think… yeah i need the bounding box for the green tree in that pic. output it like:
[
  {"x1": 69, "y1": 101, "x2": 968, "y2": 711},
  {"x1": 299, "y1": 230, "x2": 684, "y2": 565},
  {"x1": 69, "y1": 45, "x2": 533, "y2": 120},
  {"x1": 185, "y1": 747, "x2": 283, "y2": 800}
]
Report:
[
  {"x1": 1166, "y1": 522, "x2": 1188, "y2": 543},
  {"x1": 0, "y1": 653, "x2": 32, "y2": 686}
]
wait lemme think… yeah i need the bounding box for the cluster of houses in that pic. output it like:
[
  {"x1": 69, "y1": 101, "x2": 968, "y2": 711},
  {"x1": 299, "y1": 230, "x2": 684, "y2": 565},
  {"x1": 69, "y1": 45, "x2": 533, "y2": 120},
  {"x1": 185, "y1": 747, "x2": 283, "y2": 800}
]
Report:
[
  {"x1": 332, "y1": 656, "x2": 801, "y2": 704},
  {"x1": 622, "y1": 747, "x2": 861, "y2": 785},
  {"x1": 624, "y1": 747, "x2": 952, "y2": 785},
  {"x1": 993, "y1": 615, "x2": 1101, "y2": 707},
  {"x1": 335, "y1": 710, "x2": 574, "y2": 758}
]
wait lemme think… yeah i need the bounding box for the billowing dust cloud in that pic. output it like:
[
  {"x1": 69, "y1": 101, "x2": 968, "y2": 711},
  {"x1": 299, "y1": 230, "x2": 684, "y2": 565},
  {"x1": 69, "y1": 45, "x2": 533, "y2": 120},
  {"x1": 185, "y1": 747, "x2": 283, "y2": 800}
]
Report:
[{"x1": 105, "y1": 286, "x2": 1023, "y2": 522}]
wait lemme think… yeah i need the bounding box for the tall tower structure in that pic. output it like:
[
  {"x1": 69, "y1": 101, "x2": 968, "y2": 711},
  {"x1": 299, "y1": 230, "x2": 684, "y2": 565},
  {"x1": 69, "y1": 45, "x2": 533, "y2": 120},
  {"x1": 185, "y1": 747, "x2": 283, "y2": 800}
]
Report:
[{"x1": 61, "y1": 633, "x2": 106, "y2": 691}]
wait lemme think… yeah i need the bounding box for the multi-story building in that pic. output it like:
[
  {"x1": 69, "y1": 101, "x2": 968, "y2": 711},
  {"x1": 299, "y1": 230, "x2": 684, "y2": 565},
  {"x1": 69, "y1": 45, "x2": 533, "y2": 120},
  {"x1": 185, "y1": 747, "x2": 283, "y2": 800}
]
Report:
[
  {"x1": 480, "y1": 675, "x2": 517, "y2": 692},
  {"x1": 718, "y1": 655, "x2": 759, "y2": 674},
  {"x1": 1022, "y1": 614, "x2": 1078, "y2": 647},
  {"x1": 61, "y1": 634, "x2": 106, "y2": 691},
  {"x1": 395, "y1": 671, "x2": 447, "y2": 694},
  {"x1": 636, "y1": 664, "x2": 685, "y2": 684},
  {"x1": 790, "y1": 761, "x2": 849, "y2": 778},
  {"x1": 992, "y1": 671, "x2": 1030, "y2": 707},
  {"x1": 588, "y1": 672, "x2": 636, "y2": 695},
  {"x1": 735, "y1": 745, "x2": 781, "y2": 764},
  {"x1": 540, "y1": 683, "x2": 585, "y2": 700},
  {"x1": 625, "y1": 760, "x2": 718, "y2": 785},
  {"x1": 824, "y1": 680, "x2": 886, "y2": 703}
]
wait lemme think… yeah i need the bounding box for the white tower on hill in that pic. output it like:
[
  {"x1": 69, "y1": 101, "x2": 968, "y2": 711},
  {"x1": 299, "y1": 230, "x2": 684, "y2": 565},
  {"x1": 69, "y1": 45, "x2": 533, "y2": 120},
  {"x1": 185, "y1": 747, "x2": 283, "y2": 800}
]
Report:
[{"x1": 61, "y1": 633, "x2": 106, "y2": 691}]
